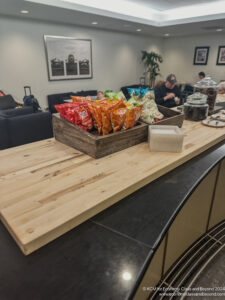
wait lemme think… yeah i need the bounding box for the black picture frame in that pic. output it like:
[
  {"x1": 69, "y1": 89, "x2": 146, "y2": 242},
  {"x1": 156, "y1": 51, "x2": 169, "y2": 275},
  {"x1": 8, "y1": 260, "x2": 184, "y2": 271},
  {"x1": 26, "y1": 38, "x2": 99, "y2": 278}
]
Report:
[
  {"x1": 193, "y1": 46, "x2": 210, "y2": 65},
  {"x1": 44, "y1": 35, "x2": 93, "y2": 81},
  {"x1": 216, "y1": 46, "x2": 225, "y2": 65}
]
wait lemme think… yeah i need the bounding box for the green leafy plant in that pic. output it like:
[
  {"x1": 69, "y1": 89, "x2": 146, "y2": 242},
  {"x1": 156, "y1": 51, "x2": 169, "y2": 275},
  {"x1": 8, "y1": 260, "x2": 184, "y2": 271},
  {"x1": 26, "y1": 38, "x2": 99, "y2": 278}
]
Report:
[{"x1": 141, "y1": 50, "x2": 163, "y2": 88}]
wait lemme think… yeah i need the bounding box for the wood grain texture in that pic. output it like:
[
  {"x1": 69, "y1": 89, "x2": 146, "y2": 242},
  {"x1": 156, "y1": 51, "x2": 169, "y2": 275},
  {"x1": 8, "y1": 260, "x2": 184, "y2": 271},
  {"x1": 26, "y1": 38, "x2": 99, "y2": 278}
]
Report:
[
  {"x1": 157, "y1": 105, "x2": 184, "y2": 128},
  {"x1": 53, "y1": 114, "x2": 148, "y2": 158},
  {"x1": 0, "y1": 120, "x2": 225, "y2": 255}
]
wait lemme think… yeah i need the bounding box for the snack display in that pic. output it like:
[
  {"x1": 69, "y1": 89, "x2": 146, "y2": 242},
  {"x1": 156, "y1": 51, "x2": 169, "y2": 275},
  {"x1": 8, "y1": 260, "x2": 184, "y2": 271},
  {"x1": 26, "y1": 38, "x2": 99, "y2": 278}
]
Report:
[{"x1": 55, "y1": 97, "x2": 142, "y2": 135}]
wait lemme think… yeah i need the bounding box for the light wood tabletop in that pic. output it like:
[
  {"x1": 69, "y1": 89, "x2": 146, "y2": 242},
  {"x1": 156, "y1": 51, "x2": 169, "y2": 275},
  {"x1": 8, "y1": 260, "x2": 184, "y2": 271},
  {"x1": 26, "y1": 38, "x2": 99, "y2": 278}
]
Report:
[{"x1": 0, "y1": 120, "x2": 225, "y2": 255}]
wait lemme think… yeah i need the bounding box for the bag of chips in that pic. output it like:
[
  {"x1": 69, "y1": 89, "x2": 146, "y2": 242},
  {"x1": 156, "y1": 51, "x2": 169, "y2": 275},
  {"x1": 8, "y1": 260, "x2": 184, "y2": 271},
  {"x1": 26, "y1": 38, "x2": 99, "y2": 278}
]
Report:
[
  {"x1": 90, "y1": 102, "x2": 103, "y2": 134},
  {"x1": 55, "y1": 103, "x2": 93, "y2": 131},
  {"x1": 100, "y1": 100, "x2": 126, "y2": 135},
  {"x1": 123, "y1": 105, "x2": 143, "y2": 130},
  {"x1": 71, "y1": 96, "x2": 92, "y2": 102},
  {"x1": 111, "y1": 107, "x2": 127, "y2": 132},
  {"x1": 101, "y1": 104, "x2": 113, "y2": 135}
]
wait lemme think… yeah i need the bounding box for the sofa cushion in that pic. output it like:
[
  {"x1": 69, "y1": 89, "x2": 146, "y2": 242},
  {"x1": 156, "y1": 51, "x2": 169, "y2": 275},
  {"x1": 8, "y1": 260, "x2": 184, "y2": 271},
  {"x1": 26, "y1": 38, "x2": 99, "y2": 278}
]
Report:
[
  {"x1": 0, "y1": 107, "x2": 34, "y2": 118},
  {"x1": 127, "y1": 88, "x2": 141, "y2": 96},
  {"x1": 48, "y1": 92, "x2": 74, "y2": 114},
  {"x1": 73, "y1": 90, "x2": 97, "y2": 97},
  {"x1": 8, "y1": 112, "x2": 53, "y2": 147},
  {"x1": 0, "y1": 95, "x2": 18, "y2": 110},
  {"x1": 0, "y1": 116, "x2": 9, "y2": 149}
]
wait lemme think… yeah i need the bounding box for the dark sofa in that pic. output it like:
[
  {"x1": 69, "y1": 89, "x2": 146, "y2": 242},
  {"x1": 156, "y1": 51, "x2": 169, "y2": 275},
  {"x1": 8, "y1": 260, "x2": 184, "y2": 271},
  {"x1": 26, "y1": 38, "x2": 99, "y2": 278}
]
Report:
[
  {"x1": 0, "y1": 107, "x2": 53, "y2": 150},
  {"x1": 48, "y1": 90, "x2": 97, "y2": 113}
]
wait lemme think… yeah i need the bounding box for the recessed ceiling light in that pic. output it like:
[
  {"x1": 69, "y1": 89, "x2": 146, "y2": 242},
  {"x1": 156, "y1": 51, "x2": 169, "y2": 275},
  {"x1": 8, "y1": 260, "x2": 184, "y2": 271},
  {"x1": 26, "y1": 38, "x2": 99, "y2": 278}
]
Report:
[
  {"x1": 216, "y1": 28, "x2": 223, "y2": 31},
  {"x1": 20, "y1": 10, "x2": 29, "y2": 14},
  {"x1": 92, "y1": 21, "x2": 98, "y2": 25},
  {"x1": 136, "y1": 29, "x2": 142, "y2": 32},
  {"x1": 164, "y1": 33, "x2": 170, "y2": 37}
]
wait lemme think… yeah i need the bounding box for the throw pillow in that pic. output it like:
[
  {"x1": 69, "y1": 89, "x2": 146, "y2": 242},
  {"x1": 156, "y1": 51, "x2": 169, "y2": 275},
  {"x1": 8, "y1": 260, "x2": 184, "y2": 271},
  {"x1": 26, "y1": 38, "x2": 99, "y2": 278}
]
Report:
[
  {"x1": 140, "y1": 87, "x2": 150, "y2": 97},
  {"x1": 127, "y1": 88, "x2": 141, "y2": 96}
]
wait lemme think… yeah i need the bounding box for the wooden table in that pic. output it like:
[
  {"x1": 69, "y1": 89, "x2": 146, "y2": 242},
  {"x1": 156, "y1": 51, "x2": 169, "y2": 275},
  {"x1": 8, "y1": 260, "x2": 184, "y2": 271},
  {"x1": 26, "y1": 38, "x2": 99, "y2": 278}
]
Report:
[{"x1": 0, "y1": 120, "x2": 225, "y2": 255}]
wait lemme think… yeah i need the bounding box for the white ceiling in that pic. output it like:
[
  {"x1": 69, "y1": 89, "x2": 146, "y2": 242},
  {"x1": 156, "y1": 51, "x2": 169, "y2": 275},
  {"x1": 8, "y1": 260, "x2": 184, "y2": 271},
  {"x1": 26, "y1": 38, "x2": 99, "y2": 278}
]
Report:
[
  {"x1": 129, "y1": 0, "x2": 221, "y2": 11},
  {"x1": 0, "y1": 0, "x2": 225, "y2": 37}
]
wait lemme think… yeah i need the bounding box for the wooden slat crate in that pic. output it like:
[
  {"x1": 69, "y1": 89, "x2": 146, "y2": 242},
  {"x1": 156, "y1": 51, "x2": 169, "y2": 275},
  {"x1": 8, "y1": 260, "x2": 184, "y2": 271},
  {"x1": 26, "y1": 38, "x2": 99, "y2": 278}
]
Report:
[{"x1": 52, "y1": 114, "x2": 148, "y2": 158}]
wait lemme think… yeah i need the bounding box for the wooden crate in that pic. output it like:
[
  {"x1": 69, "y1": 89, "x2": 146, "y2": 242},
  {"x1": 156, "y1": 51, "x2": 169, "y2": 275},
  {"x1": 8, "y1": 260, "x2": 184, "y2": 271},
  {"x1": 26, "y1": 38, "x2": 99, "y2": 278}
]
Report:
[
  {"x1": 52, "y1": 114, "x2": 148, "y2": 158},
  {"x1": 155, "y1": 105, "x2": 184, "y2": 128}
]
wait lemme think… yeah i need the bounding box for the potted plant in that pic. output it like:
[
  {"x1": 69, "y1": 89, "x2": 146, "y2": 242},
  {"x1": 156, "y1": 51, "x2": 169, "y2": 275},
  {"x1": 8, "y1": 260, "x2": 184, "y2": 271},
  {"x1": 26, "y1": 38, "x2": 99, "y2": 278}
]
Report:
[{"x1": 141, "y1": 51, "x2": 163, "y2": 88}]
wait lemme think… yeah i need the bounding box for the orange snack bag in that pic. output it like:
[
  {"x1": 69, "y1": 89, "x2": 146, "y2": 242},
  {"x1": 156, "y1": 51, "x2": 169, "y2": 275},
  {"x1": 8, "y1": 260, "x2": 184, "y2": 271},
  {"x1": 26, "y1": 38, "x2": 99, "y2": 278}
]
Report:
[
  {"x1": 123, "y1": 105, "x2": 143, "y2": 130},
  {"x1": 87, "y1": 99, "x2": 113, "y2": 134},
  {"x1": 96, "y1": 99, "x2": 109, "y2": 104},
  {"x1": 101, "y1": 100, "x2": 126, "y2": 135},
  {"x1": 111, "y1": 107, "x2": 127, "y2": 132},
  {"x1": 101, "y1": 103, "x2": 113, "y2": 135},
  {"x1": 90, "y1": 102, "x2": 102, "y2": 134},
  {"x1": 71, "y1": 95, "x2": 92, "y2": 102},
  {"x1": 112, "y1": 99, "x2": 126, "y2": 110}
]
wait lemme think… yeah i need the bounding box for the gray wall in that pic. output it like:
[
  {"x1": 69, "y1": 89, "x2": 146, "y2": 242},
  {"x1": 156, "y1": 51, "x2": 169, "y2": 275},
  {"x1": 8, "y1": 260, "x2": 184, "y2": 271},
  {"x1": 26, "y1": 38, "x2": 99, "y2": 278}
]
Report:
[
  {"x1": 0, "y1": 16, "x2": 162, "y2": 108},
  {"x1": 161, "y1": 33, "x2": 225, "y2": 84}
]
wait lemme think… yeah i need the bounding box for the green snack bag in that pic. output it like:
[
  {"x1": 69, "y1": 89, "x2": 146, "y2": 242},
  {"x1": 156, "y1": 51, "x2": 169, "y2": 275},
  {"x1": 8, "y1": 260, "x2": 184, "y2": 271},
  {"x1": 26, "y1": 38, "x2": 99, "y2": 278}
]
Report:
[{"x1": 105, "y1": 90, "x2": 114, "y2": 99}]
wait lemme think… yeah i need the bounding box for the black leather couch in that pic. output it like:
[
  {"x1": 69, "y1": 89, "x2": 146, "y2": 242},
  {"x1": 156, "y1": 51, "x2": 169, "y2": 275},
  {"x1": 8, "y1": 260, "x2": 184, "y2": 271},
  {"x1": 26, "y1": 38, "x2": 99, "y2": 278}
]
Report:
[
  {"x1": 48, "y1": 90, "x2": 97, "y2": 114},
  {"x1": 0, "y1": 107, "x2": 53, "y2": 150}
]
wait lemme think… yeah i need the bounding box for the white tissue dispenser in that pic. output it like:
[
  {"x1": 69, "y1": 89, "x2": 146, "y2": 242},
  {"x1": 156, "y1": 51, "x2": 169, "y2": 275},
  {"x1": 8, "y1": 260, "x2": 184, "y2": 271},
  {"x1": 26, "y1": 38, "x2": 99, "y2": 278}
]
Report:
[{"x1": 149, "y1": 125, "x2": 184, "y2": 153}]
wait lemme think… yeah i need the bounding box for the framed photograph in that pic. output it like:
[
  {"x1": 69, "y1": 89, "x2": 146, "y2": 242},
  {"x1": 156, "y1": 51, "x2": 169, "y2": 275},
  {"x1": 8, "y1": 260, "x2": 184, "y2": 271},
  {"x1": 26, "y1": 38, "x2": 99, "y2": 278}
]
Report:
[
  {"x1": 193, "y1": 47, "x2": 210, "y2": 65},
  {"x1": 44, "y1": 35, "x2": 92, "y2": 81},
  {"x1": 217, "y1": 46, "x2": 225, "y2": 65}
]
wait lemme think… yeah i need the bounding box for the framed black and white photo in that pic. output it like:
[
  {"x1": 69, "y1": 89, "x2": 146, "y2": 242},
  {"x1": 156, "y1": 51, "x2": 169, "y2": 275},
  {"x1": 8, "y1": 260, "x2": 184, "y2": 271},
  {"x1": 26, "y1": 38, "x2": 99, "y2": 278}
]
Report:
[
  {"x1": 193, "y1": 47, "x2": 210, "y2": 65},
  {"x1": 217, "y1": 46, "x2": 225, "y2": 65},
  {"x1": 44, "y1": 35, "x2": 92, "y2": 81}
]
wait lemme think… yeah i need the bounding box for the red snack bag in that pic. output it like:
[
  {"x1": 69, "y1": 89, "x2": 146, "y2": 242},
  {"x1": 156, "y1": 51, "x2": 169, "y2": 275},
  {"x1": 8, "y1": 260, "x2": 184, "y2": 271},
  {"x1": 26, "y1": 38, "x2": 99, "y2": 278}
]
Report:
[
  {"x1": 154, "y1": 116, "x2": 165, "y2": 123},
  {"x1": 55, "y1": 103, "x2": 93, "y2": 131},
  {"x1": 75, "y1": 103, "x2": 93, "y2": 131}
]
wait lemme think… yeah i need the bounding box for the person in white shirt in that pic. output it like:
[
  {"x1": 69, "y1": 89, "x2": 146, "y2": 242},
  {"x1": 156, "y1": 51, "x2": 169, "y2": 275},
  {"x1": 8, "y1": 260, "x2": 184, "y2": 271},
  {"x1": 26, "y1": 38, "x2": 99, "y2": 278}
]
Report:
[{"x1": 216, "y1": 82, "x2": 225, "y2": 103}]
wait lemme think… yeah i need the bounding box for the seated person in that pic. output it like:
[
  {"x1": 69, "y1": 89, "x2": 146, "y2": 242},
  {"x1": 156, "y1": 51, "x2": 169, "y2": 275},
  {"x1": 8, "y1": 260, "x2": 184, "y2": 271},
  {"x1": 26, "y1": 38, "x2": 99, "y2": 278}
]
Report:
[
  {"x1": 198, "y1": 71, "x2": 205, "y2": 80},
  {"x1": 155, "y1": 74, "x2": 181, "y2": 108},
  {"x1": 97, "y1": 91, "x2": 105, "y2": 100},
  {"x1": 154, "y1": 80, "x2": 164, "y2": 89},
  {"x1": 216, "y1": 82, "x2": 225, "y2": 103}
]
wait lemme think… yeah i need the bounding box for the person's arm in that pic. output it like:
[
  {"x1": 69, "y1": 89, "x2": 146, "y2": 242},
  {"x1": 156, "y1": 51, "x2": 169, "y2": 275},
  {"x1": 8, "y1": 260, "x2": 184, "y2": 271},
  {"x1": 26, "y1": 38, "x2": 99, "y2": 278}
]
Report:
[
  {"x1": 155, "y1": 86, "x2": 166, "y2": 105},
  {"x1": 174, "y1": 86, "x2": 182, "y2": 105},
  {"x1": 155, "y1": 86, "x2": 176, "y2": 106},
  {"x1": 162, "y1": 98, "x2": 177, "y2": 108}
]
